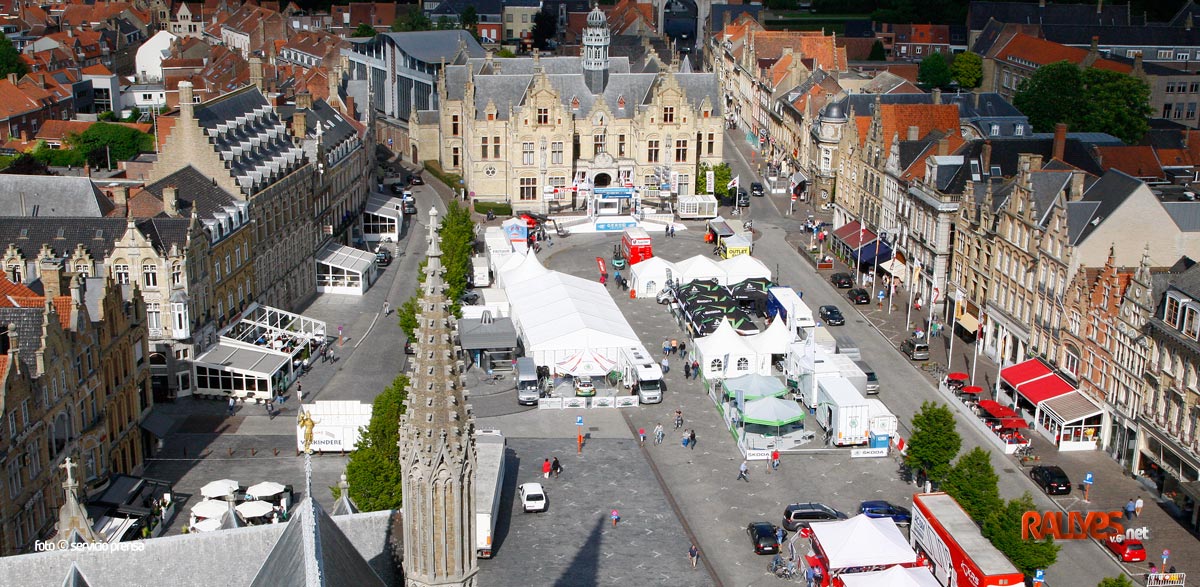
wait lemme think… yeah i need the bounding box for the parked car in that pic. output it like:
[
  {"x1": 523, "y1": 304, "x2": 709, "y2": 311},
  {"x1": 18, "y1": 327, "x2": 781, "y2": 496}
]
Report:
[
  {"x1": 375, "y1": 250, "x2": 393, "y2": 267},
  {"x1": 402, "y1": 198, "x2": 417, "y2": 215},
  {"x1": 900, "y1": 338, "x2": 930, "y2": 360},
  {"x1": 574, "y1": 375, "x2": 596, "y2": 397},
  {"x1": 1099, "y1": 527, "x2": 1146, "y2": 562},
  {"x1": 750, "y1": 182, "x2": 765, "y2": 197},
  {"x1": 746, "y1": 521, "x2": 784, "y2": 554},
  {"x1": 404, "y1": 341, "x2": 415, "y2": 355},
  {"x1": 819, "y1": 305, "x2": 845, "y2": 326},
  {"x1": 656, "y1": 288, "x2": 676, "y2": 305},
  {"x1": 518, "y1": 482, "x2": 547, "y2": 512},
  {"x1": 847, "y1": 288, "x2": 870, "y2": 304},
  {"x1": 830, "y1": 272, "x2": 854, "y2": 288},
  {"x1": 859, "y1": 500, "x2": 911, "y2": 525},
  {"x1": 389, "y1": 183, "x2": 406, "y2": 194},
  {"x1": 1029, "y1": 465, "x2": 1072, "y2": 495},
  {"x1": 781, "y1": 503, "x2": 847, "y2": 531},
  {"x1": 736, "y1": 189, "x2": 750, "y2": 207},
  {"x1": 409, "y1": 175, "x2": 424, "y2": 185}
]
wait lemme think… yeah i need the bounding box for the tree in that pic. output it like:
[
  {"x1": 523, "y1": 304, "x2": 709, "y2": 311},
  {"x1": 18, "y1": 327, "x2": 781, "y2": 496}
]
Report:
[
  {"x1": 1098, "y1": 576, "x2": 1134, "y2": 587},
  {"x1": 1013, "y1": 61, "x2": 1152, "y2": 144},
  {"x1": 32, "y1": 141, "x2": 85, "y2": 167},
  {"x1": 391, "y1": 6, "x2": 432, "y2": 32},
  {"x1": 695, "y1": 162, "x2": 734, "y2": 199},
  {"x1": 459, "y1": 5, "x2": 478, "y2": 36},
  {"x1": 123, "y1": 107, "x2": 143, "y2": 123},
  {"x1": 905, "y1": 401, "x2": 961, "y2": 486},
  {"x1": 531, "y1": 7, "x2": 558, "y2": 50},
  {"x1": 352, "y1": 23, "x2": 377, "y2": 38},
  {"x1": 949, "y1": 52, "x2": 982, "y2": 88},
  {"x1": 982, "y1": 493, "x2": 1060, "y2": 575},
  {"x1": 917, "y1": 52, "x2": 952, "y2": 89},
  {"x1": 436, "y1": 15, "x2": 454, "y2": 30},
  {"x1": 0, "y1": 35, "x2": 27, "y2": 78},
  {"x1": 495, "y1": 49, "x2": 516, "y2": 58},
  {"x1": 941, "y1": 447, "x2": 1001, "y2": 521},
  {"x1": 1, "y1": 153, "x2": 54, "y2": 175},
  {"x1": 344, "y1": 375, "x2": 408, "y2": 511},
  {"x1": 66, "y1": 123, "x2": 154, "y2": 168},
  {"x1": 867, "y1": 40, "x2": 886, "y2": 61}
]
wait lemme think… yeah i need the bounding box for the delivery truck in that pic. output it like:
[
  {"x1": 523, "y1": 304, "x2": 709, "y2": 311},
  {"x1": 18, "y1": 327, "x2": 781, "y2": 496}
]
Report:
[
  {"x1": 475, "y1": 430, "x2": 507, "y2": 558},
  {"x1": 787, "y1": 349, "x2": 866, "y2": 408},
  {"x1": 910, "y1": 493, "x2": 1025, "y2": 587},
  {"x1": 471, "y1": 255, "x2": 491, "y2": 288},
  {"x1": 766, "y1": 287, "x2": 816, "y2": 337},
  {"x1": 815, "y1": 376, "x2": 870, "y2": 446},
  {"x1": 865, "y1": 398, "x2": 898, "y2": 438}
]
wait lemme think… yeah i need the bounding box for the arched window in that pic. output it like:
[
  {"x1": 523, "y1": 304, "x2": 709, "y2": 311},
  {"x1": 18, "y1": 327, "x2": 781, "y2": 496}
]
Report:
[
  {"x1": 736, "y1": 357, "x2": 750, "y2": 371},
  {"x1": 709, "y1": 359, "x2": 723, "y2": 373}
]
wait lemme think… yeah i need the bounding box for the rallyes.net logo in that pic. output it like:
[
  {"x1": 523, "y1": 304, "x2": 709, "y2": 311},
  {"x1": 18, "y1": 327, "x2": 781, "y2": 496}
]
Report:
[{"x1": 1021, "y1": 511, "x2": 1150, "y2": 541}]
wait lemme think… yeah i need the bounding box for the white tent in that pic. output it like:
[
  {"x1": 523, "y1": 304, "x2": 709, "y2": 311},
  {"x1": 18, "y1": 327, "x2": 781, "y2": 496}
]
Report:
[
  {"x1": 555, "y1": 349, "x2": 617, "y2": 376},
  {"x1": 496, "y1": 251, "x2": 546, "y2": 289},
  {"x1": 694, "y1": 320, "x2": 759, "y2": 379},
  {"x1": 629, "y1": 256, "x2": 680, "y2": 298},
  {"x1": 746, "y1": 316, "x2": 794, "y2": 356},
  {"x1": 839, "y1": 566, "x2": 941, "y2": 587},
  {"x1": 676, "y1": 255, "x2": 725, "y2": 284},
  {"x1": 809, "y1": 515, "x2": 917, "y2": 570},
  {"x1": 506, "y1": 271, "x2": 640, "y2": 367},
  {"x1": 719, "y1": 254, "x2": 771, "y2": 284}
]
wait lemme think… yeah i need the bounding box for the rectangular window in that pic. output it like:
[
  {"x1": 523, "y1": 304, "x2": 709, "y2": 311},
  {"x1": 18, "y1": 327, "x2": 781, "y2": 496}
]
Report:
[
  {"x1": 1164, "y1": 103, "x2": 1174, "y2": 118},
  {"x1": 536, "y1": 108, "x2": 549, "y2": 125},
  {"x1": 647, "y1": 140, "x2": 660, "y2": 163},
  {"x1": 114, "y1": 264, "x2": 129, "y2": 284},
  {"x1": 551, "y1": 141, "x2": 563, "y2": 164},
  {"x1": 663, "y1": 107, "x2": 674, "y2": 123},
  {"x1": 519, "y1": 177, "x2": 537, "y2": 200},
  {"x1": 147, "y1": 302, "x2": 161, "y2": 330},
  {"x1": 481, "y1": 136, "x2": 489, "y2": 159},
  {"x1": 989, "y1": 124, "x2": 1000, "y2": 136},
  {"x1": 618, "y1": 134, "x2": 626, "y2": 157},
  {"x1": 1014, "y1": 124, "x2": 1024, "y2": 136},
  {"x1": 452, "y1": 147, "x2": 460, "y2": 167},
  {"x1": 451, "y1": 115, "x2": 459, "y2": 136},
  {"x1": 522, "y1": 142, "x2": 534, "y2": 165},
  {"x1": 1158, "y1": 50, "x2": 1173, "y2": 60},
  {"x1": 674, "y1": 139, "x2": 688, "y2": 163},
  {"x1": 1165, "y1": 296, "x2": 1180, "y2": 327},
  {"x1": 1189, "y1": 103, "x2": 1198, "y2": 120},
  {"x1": 493, "y1": 136, "x2": 500, "y2": 159},
  {"x1": 593, "y1": 133, "x2": 605, "y2": 155},
  {"x1": 143, "y1": 264, "x2": 157, "y2": 287},
  {"x1": 1191, "y1": 82, "x2": 1200, "y2": 93},
  {"x1": 707, "y1": 133, "x2": 715, "y2": 154}
]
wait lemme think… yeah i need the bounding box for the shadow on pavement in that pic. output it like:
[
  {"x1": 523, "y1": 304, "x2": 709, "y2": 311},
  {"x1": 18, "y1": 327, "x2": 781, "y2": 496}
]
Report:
[{"x1": 552, "y1": 515, "x2": 606, "y2": 587}]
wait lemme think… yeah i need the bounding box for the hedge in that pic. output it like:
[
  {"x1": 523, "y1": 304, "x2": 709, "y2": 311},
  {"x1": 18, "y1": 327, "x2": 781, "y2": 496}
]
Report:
[
  {"x1": 422, "y1": 160, "x2": 463, "y2": 190},
  {"x1": 473, "y1": 201, "x2": 512, "y2": 216}
]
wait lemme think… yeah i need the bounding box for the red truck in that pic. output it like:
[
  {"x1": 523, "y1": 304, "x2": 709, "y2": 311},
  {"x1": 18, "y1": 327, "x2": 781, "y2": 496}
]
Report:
[{"x1": 910, "y1": 493, "x2": 1025, "y2": 587}]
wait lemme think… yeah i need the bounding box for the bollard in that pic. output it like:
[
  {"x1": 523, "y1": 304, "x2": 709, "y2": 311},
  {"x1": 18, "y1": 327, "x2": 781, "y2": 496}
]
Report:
[{"x1": 274, "y1": 448, "x2": 279, "y2": 456}]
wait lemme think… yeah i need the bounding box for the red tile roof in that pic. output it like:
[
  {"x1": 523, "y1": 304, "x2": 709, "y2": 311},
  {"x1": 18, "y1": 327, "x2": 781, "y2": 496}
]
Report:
[
  {"x1": 876, "y1": 103, "x2": 961, "y2": 153},
  {"x1": 1095, "y1": 145, "x2": 1164, "y2": 178},
  {"x1": 994, "y1": 33, "x2": 1131, "y2": 74}
]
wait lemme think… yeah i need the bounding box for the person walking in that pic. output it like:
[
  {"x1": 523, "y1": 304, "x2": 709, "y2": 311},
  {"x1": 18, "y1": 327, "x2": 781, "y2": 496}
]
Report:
[
  {"x1": 775, "y1": 526, "x2": 785, "y2": 545},
  {"x1": 542, "y1": 458, "x2": 552, "y2": 479},
  {"x1": 228, "y1": 396, "x2": 236, "y2": 416},
  {"x1": 1135, "y1": 496, "x2": 1145, "y2": 517},
  {"x1": 691, "y1": 360, "x2": 700, "y2": 379},
  {"x1": 689, "y1": 429, "x2": 697, "y2": 450},
  {"x1": 678, "y1": 341, "x2": 687, "y2": 356},
  {"x1": 682, "y1": 429, "x2": 690, "y2": 447},
  {"x1": 670, "y1": 339, "x2": 678, "y2": 355},
  {"x1": 674, "y1": 409, "x2": 683, "y2": 429},
  {"x1": 1125, "y1": 498, "x2": 1136, "y2": 520},
  {"x1": 551, "y1": 457, "x2": 562, "y2": 478},
  {"x1": 638, "y1": 427, "x2": 646, "y2": 447},
  {"x1": 382, "y1": 300, "x2": 390, "y2": 316},
  {"x1": 683, "y1": 361, "x2": 691, "y2": 379},
  {"x1": 660, "y1": 356, "x2": 670, "y2": 374},
  {"x1": 662, "y1": 338, "x2": 671, "y2": 356},
  {"x1": 805, "y1": 565, "x2": 816, "y2": 587},
  {"x1": 296, "y1": 383, "x2": 303, "y2": 403},
  {"x1": 611, "y1": 509, "x2": 620, "y2": 527},
  {"x1": 771, "y1": 449, "x2": 780, "y2": 471},
  {"x1": 265, "y1": 398, "x2": 275, "y2": 420},
  {"x1": 687, "y1": 543, "x2": 700, "y2": 569},
  {"x1": 654, "y1": 423, "x2": 664, "y2": 445},
  {"x1": 736, "y1": 460, "x2": 749, "y2": 482}
]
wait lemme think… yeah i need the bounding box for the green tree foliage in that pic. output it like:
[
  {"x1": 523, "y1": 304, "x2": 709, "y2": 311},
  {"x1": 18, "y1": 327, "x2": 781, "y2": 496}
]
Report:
[
  {"x1": 867, "y1": 40, "x2": 886, "y2": 61},
  {"x1": 531, "y1": 8, "x2": 558, "y2": 50},
  {"x1": 495, "y1": 49, "x2": 516, "y2": 58},
  {"x1": 917, "y1": 53, "x2": 952, "y2": 89},
  {"x1": 32, "y1": 141, "x2": 86, "y2": 167},
  {"x1": 905, "y1": 401, "x2": 961, "y2": 486},
  {"x1": 396, "y1": 203, "x2": 474, "y2": 339},
  {"x1": 942, "y1": 447, "x2": 1002, "y2": 520},
  {"x1": 96, "y1": 111, "x2": 118, "y2": 122},
  {"x1": 982, "y1": 493, "x2": 1060, "y2": 575},
  {"x1": 1098, "y1": 576, "x2": 1134, "y2": 587},
  {"x1": 0, "y1": 34, "x2": 27, "y2": 78},
  {"x1": 949, "y1": 52, "x2": 983, "y2": 88},
  {"x1": 459, "y1": 5, "x2": 478, "y2": 36},
  {"x1": 391, "y1": 6, "x2": 433, "y2": 32},
  {"x1": 344, "y1": 375, "x2": 408, "y2": 511},
  {"x1": 436, "y1": 15, "x2": 454, "y2": 30},
  {"x1": 123, "y1": 107, "x2": 143, "y2": 123},
  {"x1": 65, "y1": 123, "x2": 155, "y2": 168},
  {"x1": 1, "y1": 153, "x2": 54, "y2": 175},
  {"x1": 1013, "y1": 61, "x2": 1153, "y2": 144},
  {"x1": 695, "y1": 162, "x2": 734, "y2": 199},
  {"x1": 351, "y1": 23, "x2": 377, "y2": 37}
]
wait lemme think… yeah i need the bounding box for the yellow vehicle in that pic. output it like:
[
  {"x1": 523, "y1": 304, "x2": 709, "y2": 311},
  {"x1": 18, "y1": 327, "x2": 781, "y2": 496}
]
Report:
[{"x1": 718, "y1": 234, "x2": 753, "y2": 258}]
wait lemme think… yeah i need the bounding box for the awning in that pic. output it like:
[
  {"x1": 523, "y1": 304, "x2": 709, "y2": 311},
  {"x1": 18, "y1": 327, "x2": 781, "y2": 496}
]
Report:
[
  {"x1": 139, "y1": 410, "x2": 176, "y2": 439},
  {"x1": 708, "y1": 220, "x2": 735, "y2": 238},
  {"x1": 855, "y1": 239, "x2": 891, "y2": 265},
  {"x1": 961, "y1": 385, "x2": 983, "y2": 395},
  {"x1": 1040, "y1": 390, "x2": 1103, "y2": 424},
  {"x1": 316, "y1": 243, "x2": 376, "y2": 275},
  {"x1": 978, "y1": 400, "x2": 1018, "y2": 419},
  {"x1": 1001, "y1": 358, "x2": 1053, "y2": 388},
  {"x1": 878, "y1": 259, "x2": 905, "y2": 281},
  {"x1": 997, "y1": 417, "x2": 1028, "y2": 430},
  {"x1": 1017, "y1": 372, "x2": 1075, "y2": 405},
  {"x1": 195, "y1": 341, "x2": 290, "y2": 376},
  {"x1": 955, "y1": 312, "x2": 980, "y2": 334},
  {"x1": 833, "y1": 221, "x2": 878, "y2": 250},
  {"x1": 832, "y1": 221, "x2": 862, "y2": 242}
]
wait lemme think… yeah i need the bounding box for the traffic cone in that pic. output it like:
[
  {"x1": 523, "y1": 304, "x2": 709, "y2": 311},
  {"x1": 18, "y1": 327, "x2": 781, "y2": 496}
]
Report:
[{"x1": 630, "y1": 289, "x2": 635, "y2": 299}]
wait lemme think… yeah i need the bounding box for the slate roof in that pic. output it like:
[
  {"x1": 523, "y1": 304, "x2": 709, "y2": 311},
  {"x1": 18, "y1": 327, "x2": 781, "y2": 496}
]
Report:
[
  {"x1": 1169, "y1": 1, "x2": 1200, "y2": 27},
  {"x1": 1068, "y1": 169, "x2": 1144, "y2": 245},
  {"x1": 967, "y1": 0, "x2": 1135, "y2": 31},
  {"x1": 0, "y1": 175, "x2": 114, "y2": 217},
  {"x1": 1029, "y1": 170, "x2": 1072, "y2": 225},
  {"x1": 957, "y1": 136, "x2": 1106, "y2": 178},
  {"x1": 0, "y1": 306, "x2": 47, "y2": 369},
  {"x1": 1164, "y1": 202, "x2": 1200, "y2": 231},
  {"x1": 458, "y1": 316, "x2": 517, "y2": 350},
  {"x1": 710, "y1": 4, "x2": 761, "y2": 32},
  {"x1": 1041, "y1": 24, "x2": 1200, "y2": 48},
  {"x1": 305, "y1": 99, "x2": 357, "y2": 151},
  {"x1": 249, "y1": 498, "x2": 386, "y2": 587},
  {"x1": 0, "y1": 217, "x2": 185, "y2": 261},
  {"x1": 142, "y1": 165, "x2": 240, "y2": 219},
  {"x1": 374, "y1": 30, "x2": 484, "y2": 65}
]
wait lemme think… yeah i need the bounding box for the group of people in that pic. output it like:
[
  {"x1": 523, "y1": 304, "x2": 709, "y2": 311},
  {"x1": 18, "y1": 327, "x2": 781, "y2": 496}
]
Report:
[{"x1": 540, "y1": 457, "x2": 563, "y2": 479}]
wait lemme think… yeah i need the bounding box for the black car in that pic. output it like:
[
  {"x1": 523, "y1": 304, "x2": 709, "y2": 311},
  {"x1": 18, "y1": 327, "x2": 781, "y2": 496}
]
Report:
[
  {"x1": 830, "y1": 272, "x2": 854, "y2": 288},
  {"x1": 1030, "y1": 465, "x2": 1072, "y2": 495},
  {"x1": 859, "y1": 500, "x2": 911, "y2": 525},
  {"x1": 736, "y1": 189, "x2": 750, "y2": 207},
  {"x1": 819, "y1": 305, "x2": 845, "y2": 326},
  {"x1": 390, "y1": 183, "x2": 406, "y2": 194},
  {"x1": 403, "y1": 341, "x2": 415, "y2": 355},
  {"x1": 375, "y1": 250, "x2": 393, "y2": 267},
  {"x1": 402, "y1": 199, "x2": 418, "y2": 215},
  {"x1": 409, "y1": 175, "x2": 425, "y2": 185},
  {"x1": 746, "y1": 521, "x2": 784, "y2": 554},
  {"x1": 750, "y1": 182, "x2": 764, "y2": 196},
  {"x1": 848, "y1": 288, "x2": 870, "y2": 304}
]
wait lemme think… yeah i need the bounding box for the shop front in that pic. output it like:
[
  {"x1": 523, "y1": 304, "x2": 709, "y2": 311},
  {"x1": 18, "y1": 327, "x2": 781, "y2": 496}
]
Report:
[{"x1": 1139, "y1": 426, "x2": 1200, "y2": 530}]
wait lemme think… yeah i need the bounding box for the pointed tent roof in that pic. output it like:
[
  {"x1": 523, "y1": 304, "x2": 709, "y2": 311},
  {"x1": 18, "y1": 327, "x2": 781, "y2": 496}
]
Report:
[
  {"x1": 220, "y1": 498, "x2": 246, "y2": 529},
  {"x1": 839, "y1": 565, "x2": 941, "y2": 587},
  {"x1": 498, "y1": 250, "x2": 547, "y2": 288},
  {"x1": 249, "y1": 497, "x2": 386, "y2": 587},
  {"x1": 695, "y1": 319, "x2": 754, "y2": 360},
  {"x1": 741, "y1": 396, "x2": 806, "y2": 426},
  {"x1": 676, "y1": 255, "x2": 725, "y2": 284},
  {"x1": 722, "y1": 373, "x2": 788, "y2": 400},
  {"x1": 630, "y1": 255, "x2": 679, "y2": 280},
  {"x1": 809, "y1": 514, "x2": 917, "y2": 569},
  {"x1": 746, "y1": 316, "x2": 793, "y2": 355},
  {"x1": 719, "y1": 254, "x2": 771, "y2": 283}
]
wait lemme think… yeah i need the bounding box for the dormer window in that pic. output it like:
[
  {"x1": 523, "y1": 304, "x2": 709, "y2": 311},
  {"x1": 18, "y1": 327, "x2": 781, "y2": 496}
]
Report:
[
  {"x1": 571, "y1": 96, "x2": 580, "y2": 110},
  {"x1": 617, "y1": 95, "x2": 626, "y2": 109}
]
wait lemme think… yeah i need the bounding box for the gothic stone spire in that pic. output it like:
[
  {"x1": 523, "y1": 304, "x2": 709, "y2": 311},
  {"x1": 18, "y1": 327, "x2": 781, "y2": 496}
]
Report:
[{"x1": 398, "y1": 206, "x2": 478, "y2": 587}]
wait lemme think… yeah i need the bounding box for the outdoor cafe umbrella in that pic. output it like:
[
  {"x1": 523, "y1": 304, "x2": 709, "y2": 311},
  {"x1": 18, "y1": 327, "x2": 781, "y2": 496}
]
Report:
[
  {"x1": 191, "y1": 518, "x2": 222, "y2": 533},
  {"x1": 200, "y1": 479, "x2": 239, "y2": 499},
  {"x1": 246, "y1": 481, "x2": 286, "y2": 499},
  {"x1": 236, "y1": 500, "x2": 276, "y2": 519},
  {"x1": 191, "y1": 499, "x2": 229, "y2": 519},
  {"x1": 742, "y1": 396, "x2": 806, "y2": 428}
]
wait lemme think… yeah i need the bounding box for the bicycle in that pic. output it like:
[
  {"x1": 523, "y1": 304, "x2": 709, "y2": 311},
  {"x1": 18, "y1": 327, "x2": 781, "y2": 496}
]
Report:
[
  {"x1": 483, "y1": 374, "x2": 504, "y2": 385},
  {"x1": 767, "y1": 555, "x2": 798, "y2": 580},
  {"x1": 1014, "y1": 445, "x2": 1035, "y2": 458}
]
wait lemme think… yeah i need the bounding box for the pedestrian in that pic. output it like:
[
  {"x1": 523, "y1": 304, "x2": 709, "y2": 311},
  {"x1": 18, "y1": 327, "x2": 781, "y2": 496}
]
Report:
[
  {"x1": 736, "y1": 460, "x2": 749, "y2": 482},
  {"x1": 638, "y1": 427, "x2": 646, "y2": 446},
  {"x1": 542, "y1": 458, "x2": 551, "y2": 479},
  {"x1": 682, "y1": 430, "x2": 690, "y2": 447},
  {"x1": 683, "y1": 361, "x2": 691, "y2": 379},
  {"x1": 674, "y1": 409, "x2": 683, "y2": 429},
  {"x1": 660, "y1": 356, "x2": 670, "y2": 374},
  {"x1": 382, "y1": 300, "x2": 390, "y2": 316},
  {"x1": 654, "y1": 423, "x2": 664, "y2": 445},
  {"x1": 689, "y1": 429, "x2": 697, "y2": 450},
  {"x1": 297, "y1": 383, "x2": 303, "y2": 403},
  {"x1": 691, "y1": 360, "x2": 699, "y2": 379},
  {"x1": 663, "y1": 338, "x2": 671, "y2": 356},
  {"x1": 1125, "y1": 498, "x2": 1136, "y2": 520},
  {"x1": 228, "y1": 396, "x2": 236, "y2": 416},
  {"x1": 670, "y1": 339, "x2": 678, "y2": 355},
  {"x1": 805, "y1": 565, "x2": 816, "y2": 587},
  {"x1": 611, "y1": 509, "x2": 620, "y2": 527},
  {"x1": 551, "y1": 457, "x2": 561, "y2": 478},
  {"x1": 771, "y1": 449, "x2": 780, "y2": 471},
  {"x1": 678, "y1": 341, "x2": 687, "y2": 356},
  {"x1": 266, "y1": 399, "x2": 274, "y2": 420},
  {"x1": 775, "y1": 526, "x2": 784, "y2": 545},
  {"x1": 1135, "y1": 496, "x2": 1145, "y2": 517},
  {"x1": 688, "y1": 543, "x2": 700, "y2": 569},
  {"x1": 1150, "y1": 562, "x2": 1159, "y2": 574}
]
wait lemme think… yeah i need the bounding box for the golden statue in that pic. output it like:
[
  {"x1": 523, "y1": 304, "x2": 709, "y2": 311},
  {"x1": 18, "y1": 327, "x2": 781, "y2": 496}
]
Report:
[{"x1": 297, "y1": 409, "x2": 319, "y2": 454}]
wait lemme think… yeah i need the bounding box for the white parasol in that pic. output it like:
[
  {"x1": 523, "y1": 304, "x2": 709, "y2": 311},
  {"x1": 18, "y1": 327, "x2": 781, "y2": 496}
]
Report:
[
  {"x1": 246, "y1": 481, "x2": 286, "y2": 499},
  {"x1": 200, "y1": 479, "x2": 239, "y2": 499},
  {"x1": 236, "y1": 500, "x2": 275, "y2": 518},
  {"x1": 191, "y1": 518, "x2": 222, "y2": 533},
  {"x1": 190, "y1": 499, "x2": 228, "y2": 519}
]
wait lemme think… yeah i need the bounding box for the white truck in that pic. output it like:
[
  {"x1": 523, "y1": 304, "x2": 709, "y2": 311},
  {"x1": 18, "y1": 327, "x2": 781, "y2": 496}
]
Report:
[
  {"x1": 619, "y1": 346, "x2": 664, "y2": 403},
  {"x1": 815, "y1": 376, "x2": 871, "y2": 446},
  {"x1": 865, "y1": 398, "x2": 899, "y2": 438},
  {"x1": 766, "y1": 287, "x2": 816, "y2": 338},
  {"x1": 474, "y1": 430, "x2": 506, "y2": 558},
  {"x1": 471, "y1": 255, "x2": 491, "y2": 288},
  {"x1": 789, "y1": 350, "x2": 867, "y2": 409}
]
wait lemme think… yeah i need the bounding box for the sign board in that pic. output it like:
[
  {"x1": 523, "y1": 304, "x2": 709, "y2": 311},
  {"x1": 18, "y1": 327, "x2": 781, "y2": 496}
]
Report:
[
  {"x1": 850, "y1": 448, "x2": 888, "y2": 458},
  {"x1": 562, "y1": 397, "x2": 587, "y2": 409},
  {"x1": 1083, "y1": 472, "x2": 1094, "y2": 485},
  {"x1": 877, "y1": 290, "x2": 886, "y2": 300},
  {"x1": 1022, "y1": 511, "x2": 1149, "y2": 541},
  {"x1": 593, "y1": 187, "x2": 634, "y2": 199},
  {"x1": 591, "y1": 397, "x2": 615, "y2": 408},
  {"x1": 538, "y1": 397, "x2": 564, "y2": 409},
  {"x1": 596, "y1": 220, "x2": 638, "y2": 232},
  {"x1": 615, "y1": 396, "x2": 639, "y2": 408},
  {"x1": 706, "y1": 169, "x2": 715, "y2": 196},
  {"x1": 295, "y1": 401, "x2": 372, "y2": 452},
  {"x1": 745, "y1": 448, "x2": 772, "y2": 461},
  {"x1": 575, "y1": 416, "x2": 584, "y2": 426}
]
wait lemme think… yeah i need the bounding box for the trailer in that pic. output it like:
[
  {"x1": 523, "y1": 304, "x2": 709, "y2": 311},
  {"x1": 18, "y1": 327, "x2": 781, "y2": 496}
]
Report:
[
  {"x1": 621, "y1": 227, "x2": 654, "y2": 265},
  {"x1": 788, "y1": 351, "x2": 866, "y2": 408},
  {"x1": 809, "y1": 326, "x2": 837, "y2": 356},
  {"x1": 475, "y1": 430, "x2": 507, "y2": 558},
  {"x1": 865, "y1": 398, "x2": 898, "y2": 438},
  {"x1": 815, "y1": 376, "x2": 870, "y2": 446},
  {"x1": 471, "y1": 255, "x2": 491, "y2": 288},
  {"x1": 910, "y1": 493, "x2": 1025, "y2": 587},
  {"x1": 766, "y1": 287, "x2": 815, "y2": 337}
]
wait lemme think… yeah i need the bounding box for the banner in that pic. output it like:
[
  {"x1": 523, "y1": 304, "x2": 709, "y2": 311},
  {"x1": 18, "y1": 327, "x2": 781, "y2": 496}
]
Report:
[
  {"x1": 595, "y1": 257, "x2": 607, "y2": 277},
  {"x1": 706, "y1": 169, "x2": 715, "y2": 195}
]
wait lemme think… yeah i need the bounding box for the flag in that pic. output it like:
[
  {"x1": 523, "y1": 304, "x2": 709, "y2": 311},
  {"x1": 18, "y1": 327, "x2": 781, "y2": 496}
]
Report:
[{"x1": 727, "y1": 175, "x2": 739, "y2": 190}]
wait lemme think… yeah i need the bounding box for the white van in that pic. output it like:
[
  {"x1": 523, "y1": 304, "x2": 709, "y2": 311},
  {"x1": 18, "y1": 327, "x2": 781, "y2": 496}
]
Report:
[{"x1": 515, "y1": 357, "x2": 540, "y2": 405}]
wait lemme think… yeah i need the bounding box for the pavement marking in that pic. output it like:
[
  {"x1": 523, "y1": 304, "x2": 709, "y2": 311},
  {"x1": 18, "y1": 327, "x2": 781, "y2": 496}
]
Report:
[{"x1": 355, "y1": 312, "x2": 382, "y2": 348}]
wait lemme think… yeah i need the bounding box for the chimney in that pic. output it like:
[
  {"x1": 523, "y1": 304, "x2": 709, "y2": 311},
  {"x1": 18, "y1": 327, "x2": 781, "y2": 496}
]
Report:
[
  {"x1": 112, "y1": 186, "x2": 128, "y2": 207},
  {"x1": 296, "y1": 88, "x2": 312, "y2": 111},
  {"x1": 39, "y1": 258, "x2": 65, "y2": 299},
  {"x1": 982, "y1": 140, "x2": 992, "y2": 173},
  {"x1": 972, "y1": 90, "x2": 981, "y2": 109},
  {"x1": 1052, "y1": 122, "x2": 1067, "y2": 161},
  {"x1": 250, "y1": 57, "x2": 264, "y2": 92},
  {"x1": 19, "y1": 130, "x2": 26, "y2": 142},
  {"x1": 1089, "y1": 35, "x2": 1099, "y2": 55},
  {"x1": 907, "y1": 125, "x2": 920, "y2": 141},
  {"x1": 1039, "y1": 0, "x2": 1045, "y2": 6},
  {"x1": 1133, "y1": 51, "x2": 1144, "y2": 74},
  {"x1": 932, "y1": 88, "x2": 941, "y2": 104},
  {"x1": 70, "y1": 275, "x2": 84, "y2": 313},
  {"x1": 723, "y1": 10, "x2": 731, "y2": 35},
  {"x1": 292, "y1": 109, "x2": 307, "y2": 139},
  {"x1": 179, "y1": 80, "x2": 195, "y2": 121},
  {"x1": 163, "y1": 185, "x2": 178, "y2": 217},
  {"x1": 782, "y1": 46, "x2": 793, "y2": 57},
  {"x1": 6, "y1": 73, "x2": 16, "y2": 84},
  {"x1": 937, "y1": 137, "x2": 950, "y2": 156},
  {"x1": 1097, "y1": 0, "x2": 1103, "y2": 14},
  {"x1": 1188, "y1": 12, "x2": 1194, "y2": 31},
  {"x1": 1069, "y1": 170, "x2": 1086, "y2": 201}
]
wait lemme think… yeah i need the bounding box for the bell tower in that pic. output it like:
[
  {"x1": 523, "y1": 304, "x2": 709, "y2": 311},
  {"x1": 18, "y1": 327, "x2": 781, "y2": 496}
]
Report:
[{"x1": 582, "y1": 4, "x2": 610, "y2": 95}]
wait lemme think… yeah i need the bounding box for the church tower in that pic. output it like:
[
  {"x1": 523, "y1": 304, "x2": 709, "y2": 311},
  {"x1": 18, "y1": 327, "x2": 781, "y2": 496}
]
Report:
[
  {"x1": 399, "y1": 207, "x2": 478, "y2": 587},
  {"x1": 582, "y1": 4, "x2": 610, "y2": 95}
]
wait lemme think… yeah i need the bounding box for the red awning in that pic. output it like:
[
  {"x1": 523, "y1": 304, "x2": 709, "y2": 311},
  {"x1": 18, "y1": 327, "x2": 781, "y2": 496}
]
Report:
[
  {"x1": 961, "y1": 386, "x2": 983, "y2": 394},
  {"x1": 978, "y1": 400, "x2": 1018, "y2": 419},
  {"x1": 1018, "y1": 373, "x2": 1075, "y2": 405},
  {"x1": 832, "y1": 221, "x2": 862, "y2": 241},
  {"x1": 947, "y1": 372, "x2": 968, "y2": 381},
  {"x1": 1000, "y1": 358, "x2": 1053, "y2": 387},
  {"x1": 998, "y1": 417, "x2": 1028, "y2": 430}
]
